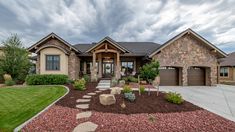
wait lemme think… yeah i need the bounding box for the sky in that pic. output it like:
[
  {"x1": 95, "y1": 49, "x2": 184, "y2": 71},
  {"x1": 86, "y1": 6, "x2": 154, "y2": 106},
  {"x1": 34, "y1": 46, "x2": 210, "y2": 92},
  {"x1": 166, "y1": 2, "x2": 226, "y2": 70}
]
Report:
[{"x1": 0, "y1": 0, "x2": 235, "y2": 53}]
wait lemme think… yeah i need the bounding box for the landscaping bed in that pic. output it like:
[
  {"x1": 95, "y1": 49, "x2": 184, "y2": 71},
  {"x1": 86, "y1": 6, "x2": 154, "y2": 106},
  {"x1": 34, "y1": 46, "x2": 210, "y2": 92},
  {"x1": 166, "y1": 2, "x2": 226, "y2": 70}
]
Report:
[
  {"x1": 89, "y1": 90, "x2": 201, "y2": 114},
  {"x1": 55, "y1": 82, "x2": 97, "y2": 108}
]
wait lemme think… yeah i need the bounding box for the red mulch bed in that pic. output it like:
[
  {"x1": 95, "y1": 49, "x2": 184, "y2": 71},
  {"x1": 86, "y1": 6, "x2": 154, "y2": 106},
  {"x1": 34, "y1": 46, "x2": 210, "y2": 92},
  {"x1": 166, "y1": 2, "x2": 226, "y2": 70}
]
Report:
[
  {"x1": 55, "y1": 82, "x2": 97, "y2": 108},
  {"x1": 22, "y1": 83, "x2": 235, "y2": 132},
  {"x1": 90, "y1": 110, "x2": 235, "y2": 132},
  {"x1": 22, "y1": 105, "x2": 79, "y2": 132},
  {"x1": 89, "y1": 90, "x2": 201, "y2": 114}
]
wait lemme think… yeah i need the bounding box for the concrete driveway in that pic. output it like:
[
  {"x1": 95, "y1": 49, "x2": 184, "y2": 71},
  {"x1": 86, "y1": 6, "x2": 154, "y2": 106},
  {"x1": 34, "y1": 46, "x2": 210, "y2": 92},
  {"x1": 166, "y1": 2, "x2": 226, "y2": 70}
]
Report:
[{"x1": 160, "y1": 84, "x2": 235, "y2": 122}]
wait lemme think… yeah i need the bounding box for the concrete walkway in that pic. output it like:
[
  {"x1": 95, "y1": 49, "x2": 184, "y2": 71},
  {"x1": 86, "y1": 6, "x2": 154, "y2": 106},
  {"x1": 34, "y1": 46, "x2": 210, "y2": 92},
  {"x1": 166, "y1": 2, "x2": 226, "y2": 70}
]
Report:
[{"x1": 160, "y1": 84, "x2": 235, "y2": 122}]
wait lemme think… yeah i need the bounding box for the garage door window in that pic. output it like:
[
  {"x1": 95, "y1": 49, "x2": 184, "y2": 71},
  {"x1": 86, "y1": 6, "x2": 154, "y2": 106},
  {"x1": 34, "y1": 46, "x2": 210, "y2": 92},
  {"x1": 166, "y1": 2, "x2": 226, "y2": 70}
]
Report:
[{"x1": 220, "y1": 67, "x2": 228, "y2": 77}]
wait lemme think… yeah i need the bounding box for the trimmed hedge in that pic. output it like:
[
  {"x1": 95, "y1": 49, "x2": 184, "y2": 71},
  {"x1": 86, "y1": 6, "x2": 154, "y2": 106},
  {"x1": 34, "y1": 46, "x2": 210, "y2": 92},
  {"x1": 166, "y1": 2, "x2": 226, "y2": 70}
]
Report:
[{"x1": 26, "y1": 74, "x2": 68, "y2": 85}]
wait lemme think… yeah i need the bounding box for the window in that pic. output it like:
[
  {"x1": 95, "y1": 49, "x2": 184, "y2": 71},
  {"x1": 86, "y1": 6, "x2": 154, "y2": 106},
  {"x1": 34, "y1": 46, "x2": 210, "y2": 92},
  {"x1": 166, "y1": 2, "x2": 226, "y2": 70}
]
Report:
[
  {"x1": 220, "y1": 67, "x2": 228, "y2": 77},
  {"x1": 46, "y1": 55, "x2": 60, "y2": 70},
  {"x1": 121, "y1": 61, "x2": 134, "y2": 74}
]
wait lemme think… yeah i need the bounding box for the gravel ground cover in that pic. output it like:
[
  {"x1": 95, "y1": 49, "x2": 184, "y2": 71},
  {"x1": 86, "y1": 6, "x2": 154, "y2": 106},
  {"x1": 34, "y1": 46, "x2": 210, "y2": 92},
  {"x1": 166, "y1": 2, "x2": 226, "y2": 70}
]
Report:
[{"x1": 22, "y1": 83, "x2": 235, "y2": 132}]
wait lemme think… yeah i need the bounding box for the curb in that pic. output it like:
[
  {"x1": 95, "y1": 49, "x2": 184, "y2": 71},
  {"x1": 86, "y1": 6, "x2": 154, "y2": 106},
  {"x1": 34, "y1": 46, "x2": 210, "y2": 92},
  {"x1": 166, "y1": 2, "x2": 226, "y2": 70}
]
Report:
[{"x1": 14, "y1": 85, "x2": 70, "y2": 132}]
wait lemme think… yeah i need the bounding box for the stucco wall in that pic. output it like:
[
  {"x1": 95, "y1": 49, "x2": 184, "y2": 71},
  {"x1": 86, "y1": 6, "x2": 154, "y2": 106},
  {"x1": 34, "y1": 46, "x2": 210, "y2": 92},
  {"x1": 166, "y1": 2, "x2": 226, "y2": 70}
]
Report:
[
  {"x1": 153, "y1": 34, "x2": 218, "y2": 86},
  {"x1": 39, "y1": 47, "x2": 68, "y2": 75}
]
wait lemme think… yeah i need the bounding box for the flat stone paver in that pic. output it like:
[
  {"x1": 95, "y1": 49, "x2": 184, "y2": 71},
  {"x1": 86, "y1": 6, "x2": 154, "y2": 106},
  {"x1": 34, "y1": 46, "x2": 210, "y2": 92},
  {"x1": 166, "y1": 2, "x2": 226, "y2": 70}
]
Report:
[
  {"x1": 83, "y1": 95, "x2": 92, "y2": 99},
  {"x1": 160, "y1": 84, "x2": 235, "y2": 122},
  {"x1": 73, "y1": 121, "x2": 98, "y2": 132},
  {"x1": 76, "y1": 104, "x2": 89, "y2": 109},
  {"x1": 76, "y1": 99, "x2": 91, "y2": 103},
  {"x1": 87, "y1": 92, "x2": 96, "y2": 95},
  {"x1": 76, "y1": 111, "x2": 92, "y2": 119},
  {"x1": 95, "y1": 90, "x2": 101, "y2": 93}
]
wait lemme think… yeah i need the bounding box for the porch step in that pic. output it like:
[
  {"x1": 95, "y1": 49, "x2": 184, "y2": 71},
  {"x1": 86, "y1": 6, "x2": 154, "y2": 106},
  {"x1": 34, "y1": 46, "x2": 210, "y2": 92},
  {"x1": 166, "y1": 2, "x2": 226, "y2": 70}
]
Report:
[{"x1": 96, "y1": 80, "x2": 111, "y2": 89}]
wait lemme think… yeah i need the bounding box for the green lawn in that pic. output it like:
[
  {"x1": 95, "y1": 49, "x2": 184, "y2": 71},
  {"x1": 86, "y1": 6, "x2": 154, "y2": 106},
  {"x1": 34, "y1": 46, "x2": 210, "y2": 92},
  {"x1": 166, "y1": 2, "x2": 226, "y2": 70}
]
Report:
[{"x1": 0, "y1": 86, "x2": 67, "y2": 132}]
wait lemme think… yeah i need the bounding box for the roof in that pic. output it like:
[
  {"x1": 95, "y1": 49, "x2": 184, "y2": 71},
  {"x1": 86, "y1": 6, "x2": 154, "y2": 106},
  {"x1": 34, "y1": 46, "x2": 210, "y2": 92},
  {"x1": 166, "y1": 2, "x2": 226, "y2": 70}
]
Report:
[
  {"x1": 149, "y1": 28, "x2": 227, "y2": 58},
  {"x1": 85, "y1": 36, "x2": 131, "y2": 53},
  {"x1": 220, "y1": 52, "x2": 235, "y2": 66},
  {"x1": 28, "y1": 32, "x2": 80, "y2": 53},
  {"x1": 73, "y1": 42, "x2": 161, "y2": 56}
]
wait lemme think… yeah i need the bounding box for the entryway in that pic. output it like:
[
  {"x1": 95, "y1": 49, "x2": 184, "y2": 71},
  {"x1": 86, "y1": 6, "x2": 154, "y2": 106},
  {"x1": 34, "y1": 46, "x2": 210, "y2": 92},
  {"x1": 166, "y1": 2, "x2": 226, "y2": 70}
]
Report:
[{"x1": 102, "y1": 58, "x2": 114, "y2": 78}]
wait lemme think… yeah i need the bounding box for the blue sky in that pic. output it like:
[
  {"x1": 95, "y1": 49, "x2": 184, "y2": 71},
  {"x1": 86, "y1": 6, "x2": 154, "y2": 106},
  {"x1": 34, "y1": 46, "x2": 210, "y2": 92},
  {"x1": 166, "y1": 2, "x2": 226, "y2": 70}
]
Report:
[{"x1": 0, "y1": 0, "x2": 235, "y2": 53}]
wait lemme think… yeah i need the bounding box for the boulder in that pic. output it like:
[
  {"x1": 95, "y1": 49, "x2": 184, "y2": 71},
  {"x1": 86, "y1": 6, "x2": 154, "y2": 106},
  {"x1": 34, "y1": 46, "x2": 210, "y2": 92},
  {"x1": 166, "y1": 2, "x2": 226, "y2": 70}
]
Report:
[
  {"x1": 99, "y1": 94, "x2": 116, "y2": 105},
  {"x1": 110, "y1": 87, "x2": 121, "y2": 95}
]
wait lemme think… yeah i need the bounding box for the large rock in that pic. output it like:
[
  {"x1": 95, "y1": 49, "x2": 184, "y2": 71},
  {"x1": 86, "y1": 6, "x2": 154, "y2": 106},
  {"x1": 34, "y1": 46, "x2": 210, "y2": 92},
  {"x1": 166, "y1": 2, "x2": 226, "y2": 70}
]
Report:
[
  {"x1": 99, "y1": 94, "x2": 116, "y2": 105},
  {"x1": 110, "y1": 87, "x2": 121, "y2": 95},
  {"x1": 119, "y1": 80, "x2": 125, "y2": 87}
]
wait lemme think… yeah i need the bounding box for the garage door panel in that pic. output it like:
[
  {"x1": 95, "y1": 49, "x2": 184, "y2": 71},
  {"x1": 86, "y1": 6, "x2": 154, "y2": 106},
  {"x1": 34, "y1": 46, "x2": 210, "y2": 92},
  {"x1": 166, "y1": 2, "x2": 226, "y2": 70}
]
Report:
[
  {"x1": 188, "y1": 67, "x2": 205, "y2": 86},
  {"x1": 160, "y1": 68, "x2": 179, "y2": 86}
]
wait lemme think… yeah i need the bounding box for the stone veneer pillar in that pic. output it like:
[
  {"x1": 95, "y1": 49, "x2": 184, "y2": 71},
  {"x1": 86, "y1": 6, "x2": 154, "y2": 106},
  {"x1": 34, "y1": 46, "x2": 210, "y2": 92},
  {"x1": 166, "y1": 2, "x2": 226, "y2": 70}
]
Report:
[
  {"x1": 68, "y1": 51, "x2": 79, "y2": 80},
  {"x1": 98, "y1": 53, "x2": 102, "y2": 78},
  {"x1": 91, "y1": 52, "x2": 97, "y2": 82},
  {"x1": 182, "y1": 66, "x2": 188, "y2": 86},
  {"x1": 115, "y1": 52, "x2": 121, "y2": 79}
]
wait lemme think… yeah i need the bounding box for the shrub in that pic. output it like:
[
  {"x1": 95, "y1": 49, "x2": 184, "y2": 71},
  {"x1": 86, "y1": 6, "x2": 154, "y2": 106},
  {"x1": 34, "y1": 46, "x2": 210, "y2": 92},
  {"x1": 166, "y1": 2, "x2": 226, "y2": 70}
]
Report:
[
  {"x1": 25, "y1": 74, "x2": 68, "y2": 85},
  {"x1": 128, "y1": 76, "x2": 138, "y2": 83},
  {"x1": 83, "y1": 74, "x2": 90, "y2": 82},
  {"x1": 139, "y1": 85, "x2": 145, "y2": 94},
  {"x1": 74, "y1": 78, "x2": 86, "y2": 91},
  {"x1": 165, "y1": 92, "x2": 184, "y2": 104},
  {"x1": 3, "y1": 74, "x2": 12, "y2": 81},
  {"x1": 67, "y1": 79, "x2": 74, "y2": 84},
  {"x1": 5, "y1": 80, "x2": 15, "y2": 86},
  {"x1": 122, "y1": 85, "x2": 132, "y2": 93},
  {"x1": 124, "y1": 92, "x2": 136, "y2": 102}
]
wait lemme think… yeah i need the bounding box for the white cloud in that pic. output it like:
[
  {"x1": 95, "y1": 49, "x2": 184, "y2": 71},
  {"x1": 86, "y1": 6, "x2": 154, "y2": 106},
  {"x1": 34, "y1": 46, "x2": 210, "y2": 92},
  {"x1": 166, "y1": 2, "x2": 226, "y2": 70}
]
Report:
[{"x1": 0, "y1": 0, "x2": 234, "y2": 53}]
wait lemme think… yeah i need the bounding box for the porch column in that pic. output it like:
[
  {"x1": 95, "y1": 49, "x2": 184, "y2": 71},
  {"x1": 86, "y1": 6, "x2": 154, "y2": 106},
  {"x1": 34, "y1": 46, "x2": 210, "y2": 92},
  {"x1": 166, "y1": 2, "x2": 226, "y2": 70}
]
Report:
[
  {"x1": 182, "y1": 66, "x2": 188, "y2": 86},
  {"x1": 91, "y1": 52, "x2": 97, "y2": 82},
  {"x1": 98, "y1": 53, "x2": 102, "y2": 78},
  {"x1": 116, "y1": 52, "x2": 121, "y2": 79},
  {"x1": 83, "y1": 61, "x2": 87, "y2": 74}
]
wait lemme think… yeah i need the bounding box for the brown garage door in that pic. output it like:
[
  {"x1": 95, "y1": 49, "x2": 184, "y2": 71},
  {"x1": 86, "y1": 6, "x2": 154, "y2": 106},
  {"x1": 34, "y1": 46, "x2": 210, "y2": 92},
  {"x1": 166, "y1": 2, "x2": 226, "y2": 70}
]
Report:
[
  {"x1": 188, "y1": 67, "x2": 205, "y2": 86},
  {"x1": 160, "y1": 67, "x2": 179, "y2": 86}
]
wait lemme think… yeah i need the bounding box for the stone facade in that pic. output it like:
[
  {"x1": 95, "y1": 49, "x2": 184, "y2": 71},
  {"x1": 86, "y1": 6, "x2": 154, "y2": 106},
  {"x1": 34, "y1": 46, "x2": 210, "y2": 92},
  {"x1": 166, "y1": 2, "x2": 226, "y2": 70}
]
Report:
[{"x1": 153, "y1": 34, "x2": 218, "y2": 86}]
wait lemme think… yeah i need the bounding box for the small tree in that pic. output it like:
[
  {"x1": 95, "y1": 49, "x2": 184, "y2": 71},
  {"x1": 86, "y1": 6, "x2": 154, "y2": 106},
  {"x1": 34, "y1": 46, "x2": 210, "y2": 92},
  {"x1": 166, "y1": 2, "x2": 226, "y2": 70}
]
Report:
[
  {"x1": 0, "y1": 34, "x2": 31, "y2": 83},
  {"x1": 139, "y1": 60, "x2": 160, "y2": 84}
]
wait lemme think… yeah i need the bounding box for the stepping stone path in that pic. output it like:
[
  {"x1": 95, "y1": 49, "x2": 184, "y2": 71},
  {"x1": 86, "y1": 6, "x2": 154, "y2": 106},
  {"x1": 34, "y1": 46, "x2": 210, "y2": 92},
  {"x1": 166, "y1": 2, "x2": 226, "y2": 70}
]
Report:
[
  {"x1": 73, "y1": 121, "x2": 98, "y2": 132},
  {"x1": 76, "y1": 99, "x2": 90, "y2": 103},
  {"x1": 87, "y1": 92, "x2": 96, "y2": 96},
  {"x1": 74, "y1": 90, "x2": 102, "y2": 132},
  {"x1": 76, "y1": 104, "x2": 89, "y2": 109},
  {"x1": 76, "y1": 111, "x2": 92, "y2": 119},
  {"x1": 83, "y1": 95, "x2": 91, "y2": 99}
]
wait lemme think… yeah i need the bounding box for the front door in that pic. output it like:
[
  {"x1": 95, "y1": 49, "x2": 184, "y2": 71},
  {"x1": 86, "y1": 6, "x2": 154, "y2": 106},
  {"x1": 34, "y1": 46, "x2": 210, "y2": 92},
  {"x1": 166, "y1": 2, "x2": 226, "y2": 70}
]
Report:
[{"x1": 103, "y1": 62, "x2": 114, "y2": 78}]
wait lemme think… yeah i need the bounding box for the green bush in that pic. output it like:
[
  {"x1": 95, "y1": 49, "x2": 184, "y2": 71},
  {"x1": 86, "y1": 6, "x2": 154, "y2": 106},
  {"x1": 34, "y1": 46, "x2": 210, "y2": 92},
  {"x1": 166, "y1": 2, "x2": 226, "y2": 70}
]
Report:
[
  {"x1": 67, "y1": 79, "x2": 74, "y2": 84},
  {"x1": 123, "y1": 85, "x2": 132, "y2": 93},
  {"x1": 111, "y1": 78, "x2": 118, "y2": 87},
  {"x1": 122, "y1": 76, "x2": 138, "y2": 83},
  {"x1": 124, "y1": 92, "x2": 136, "y2": 102},
  {"x1": 25, "y1": 74, "x2": 68, "y2": 85},
  {"x1": 74, "y1": 78, "x2": 86, "y2": 91},
  {"x1": 83, "y1": 74, "x2": 90, "y2": 82},
  {"x1": 5, "y1": 80, "x2": 15, "y2": 86},
  {"x1": 165, "y1": 92, "x2": 184, "y2": 104},
  {"x1": 139, "y1": 85, "x2": 145, "y2": 94}
]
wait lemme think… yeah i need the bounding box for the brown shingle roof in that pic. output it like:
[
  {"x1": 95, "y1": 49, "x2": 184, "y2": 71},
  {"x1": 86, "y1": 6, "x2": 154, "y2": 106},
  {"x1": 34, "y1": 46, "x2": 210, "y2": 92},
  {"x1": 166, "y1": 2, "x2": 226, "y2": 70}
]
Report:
[{"x1": 220, "y1": 52, "x2": 235, "y2": 66}]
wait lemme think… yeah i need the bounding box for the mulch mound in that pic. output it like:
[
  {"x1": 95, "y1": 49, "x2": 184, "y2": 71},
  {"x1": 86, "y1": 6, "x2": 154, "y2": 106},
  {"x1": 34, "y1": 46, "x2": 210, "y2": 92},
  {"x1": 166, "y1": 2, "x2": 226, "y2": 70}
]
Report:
[
  {"x1": 89, "y1": 90, "x2": 202, "y2": 114},
  {"x1": 55, "y1": 82, "x2": 97, "y2": 108}
]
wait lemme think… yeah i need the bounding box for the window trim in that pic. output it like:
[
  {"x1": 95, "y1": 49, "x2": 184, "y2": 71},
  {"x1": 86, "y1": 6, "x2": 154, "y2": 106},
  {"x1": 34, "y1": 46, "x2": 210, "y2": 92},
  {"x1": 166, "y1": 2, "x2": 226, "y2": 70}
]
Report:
[
  {"x1": 121, "y1": 61, "x2": 134, "y2": 74},
  {"x1": 45, "y1": 54, "x2": 61, "y2": 71},
  {"x1": 220, "y1": 67, "x2": 229, "y2": 77}
]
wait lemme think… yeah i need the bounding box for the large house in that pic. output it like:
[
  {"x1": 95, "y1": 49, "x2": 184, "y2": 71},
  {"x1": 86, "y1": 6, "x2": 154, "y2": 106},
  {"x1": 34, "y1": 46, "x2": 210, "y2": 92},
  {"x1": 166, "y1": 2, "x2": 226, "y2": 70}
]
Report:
[
  {"x1": 219, "y1": 52, "x2": 235, "y2": 84},
  {"x1": 28, "y1": 28, "x2": 227, "y2": 86}
]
